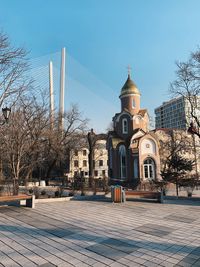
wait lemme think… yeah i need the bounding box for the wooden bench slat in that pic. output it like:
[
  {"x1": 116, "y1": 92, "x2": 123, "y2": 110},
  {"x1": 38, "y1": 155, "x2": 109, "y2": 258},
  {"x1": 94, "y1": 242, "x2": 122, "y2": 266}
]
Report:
[
  {"x1": 0, "y1": 195, "x2": 32, "y2": 202},
  {"x1": 124, "y1": 190, "x2": 163, "y2": 203},
  {"x1": 0, "y1": 194, "x2": 35, "y2": 208}
]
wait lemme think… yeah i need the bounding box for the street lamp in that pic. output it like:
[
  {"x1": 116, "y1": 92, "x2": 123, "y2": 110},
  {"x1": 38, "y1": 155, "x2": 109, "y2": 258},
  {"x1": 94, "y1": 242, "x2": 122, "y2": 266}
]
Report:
[
  {"x1": 87, "y1": 129, "x2": 96, "y2": 187},
  {"x1": 188, "y1": 122, "x2": 199, "y2": 182},
  {"x1": 1, "y1": 107, "x2": 11, "y2": 125},
  {"x1": 79, "y1": 167, "x2": 85, "y2": 196},
  {"x1": 188, "y1": 122, "x2": 200, "y2": 138}
]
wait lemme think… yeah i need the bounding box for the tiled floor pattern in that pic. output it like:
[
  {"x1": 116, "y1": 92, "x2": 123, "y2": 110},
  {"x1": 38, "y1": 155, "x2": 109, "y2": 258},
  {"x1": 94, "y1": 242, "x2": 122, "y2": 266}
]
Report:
[{"x1": 0, "y1": 199, "x2": 199, "y2": 266}]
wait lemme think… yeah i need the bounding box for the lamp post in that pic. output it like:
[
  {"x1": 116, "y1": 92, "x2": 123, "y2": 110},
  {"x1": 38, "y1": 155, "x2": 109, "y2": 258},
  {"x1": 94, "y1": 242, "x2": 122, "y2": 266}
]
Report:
[
  {"x1": 188, "y1": 122, "x2": 200, "y2": 138},
  {"x1": 0, "y1": 107, "x2": 11, "y2": 192},
  {"x1": 79, "y1": 167, "x2": 84, "y2": 196},
  {"x1": 87, "y1": 129, "x2": 96, "y2": 187},
  {"x1": 1, "y1": 107, "x2": 11, "y2": 125},
  {"x1": 188, "y1": 122, "x2": 199, "y2": 182}
]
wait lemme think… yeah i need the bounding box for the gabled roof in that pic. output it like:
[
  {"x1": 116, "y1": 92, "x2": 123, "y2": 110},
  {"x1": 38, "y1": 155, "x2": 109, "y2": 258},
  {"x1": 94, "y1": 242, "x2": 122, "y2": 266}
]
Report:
[
  {"x1": 138, "y1": 109, "x2": 147, "y2": 117},
  {"x1": 131, "y1": 128, "x2": 146, "y2": 141}
]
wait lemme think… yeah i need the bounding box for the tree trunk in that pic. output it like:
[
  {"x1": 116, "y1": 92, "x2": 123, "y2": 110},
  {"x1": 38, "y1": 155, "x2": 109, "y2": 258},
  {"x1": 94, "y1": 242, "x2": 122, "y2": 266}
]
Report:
[
  {"x1": 13, "y1": 178, "x2": 19, "y2": 195},
  {"x1": 176, "y1": 178, "x2": 179, "y2": 198},
  {"x1": 45, "y1": 158, "x2": 57, "y2": 183}
]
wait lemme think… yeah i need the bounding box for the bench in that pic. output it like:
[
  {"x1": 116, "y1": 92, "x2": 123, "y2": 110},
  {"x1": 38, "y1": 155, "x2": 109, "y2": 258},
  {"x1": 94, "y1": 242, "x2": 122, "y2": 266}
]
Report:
[
  {"x1": 125, "y1": 190, "x2": 163, "y2": 203},
  {"x1": 0, "y1": 194, "x2": 35, "y2": 208}
]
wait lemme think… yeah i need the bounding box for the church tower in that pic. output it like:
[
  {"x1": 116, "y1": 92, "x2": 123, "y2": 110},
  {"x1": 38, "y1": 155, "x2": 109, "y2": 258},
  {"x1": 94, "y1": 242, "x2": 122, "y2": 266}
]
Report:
[
  {"x1": 113, "y1": 72, "x2": 149, "y2": 137},
  {"x1": 107, "y1": 69, "x2": 161, "y2": 188},
  {"x1": 119, "y1": 73, "x2": 141, "y2": 115}
]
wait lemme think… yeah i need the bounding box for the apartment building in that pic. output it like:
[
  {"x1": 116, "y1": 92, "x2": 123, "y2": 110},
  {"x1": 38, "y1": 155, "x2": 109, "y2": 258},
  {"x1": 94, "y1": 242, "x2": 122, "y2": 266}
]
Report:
[
  {"x1": 155, "y1": 96, "x2": 200, "y2": 130},
  {"x1": 68, "y1": 139, "x2": 108, "y2": 179}
]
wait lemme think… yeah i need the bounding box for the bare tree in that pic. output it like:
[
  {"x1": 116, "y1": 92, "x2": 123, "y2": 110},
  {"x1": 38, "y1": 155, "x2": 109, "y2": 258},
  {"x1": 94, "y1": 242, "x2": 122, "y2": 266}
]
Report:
[
  {"x1": 156, "y1": 129, "x2": 196, "y2": 196},
  {"x1": 87, "y1": 130, "x2": 107, "y2": 192},
  {"x1": 0, "y1": 32, "x2": 31, "y2": 108},
  {"x1": 0, "y1": 95, "x2": 49, "y2": 195},
  {"x1": 170, "y1": 48, "x2": 200, "y2": 137},
  {"x1": 41, "y1": 104, "x2": 88, "y2": 183},
  {"x1": 158, "y1": 130, "x2": 192, "y2": 172}
]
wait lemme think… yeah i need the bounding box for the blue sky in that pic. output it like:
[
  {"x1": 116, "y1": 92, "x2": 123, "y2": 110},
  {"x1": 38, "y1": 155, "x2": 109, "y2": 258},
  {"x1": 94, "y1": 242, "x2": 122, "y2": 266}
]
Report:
[{"x1": 1, "y1": 0, "x2": 200, "y2": 132}]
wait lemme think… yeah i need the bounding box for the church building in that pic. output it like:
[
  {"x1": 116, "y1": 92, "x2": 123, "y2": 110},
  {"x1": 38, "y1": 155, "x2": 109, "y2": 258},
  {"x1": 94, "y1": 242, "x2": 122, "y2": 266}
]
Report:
[{"x1": 107, "y1": 73, "x2": 161, "y2": 188}]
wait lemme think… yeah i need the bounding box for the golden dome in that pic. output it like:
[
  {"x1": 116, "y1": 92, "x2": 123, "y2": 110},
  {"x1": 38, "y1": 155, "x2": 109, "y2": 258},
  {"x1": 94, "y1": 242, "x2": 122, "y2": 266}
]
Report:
[{"x1": 120, "y1": 74, "x2": 140, "y2": 97}]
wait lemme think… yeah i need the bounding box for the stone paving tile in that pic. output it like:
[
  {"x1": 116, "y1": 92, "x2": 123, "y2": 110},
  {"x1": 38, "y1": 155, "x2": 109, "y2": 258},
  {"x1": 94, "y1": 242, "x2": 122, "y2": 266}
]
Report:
[
  {"x1": 86, "y1": 243, "x2": 127, "y2": 260},
  {"x1": 0, "y1": 200, "x2": 200, "y2": 267},
  {"x1": 160, "y1": 261, "x2": 176, "y2": 267},
  {"x1": 135, "y1": 224, "x2": 173, "y2": 238},
  {"x1": 38, "y1": 264, "x2": 57, "y2": 267},
  {"x1": 142, "y1": 260, "x2": 160, "y2": 267},
  {"x1": 99, "y1": 237, "x2": 139, "y2": 253},
  {"x1": 164, "y1": 215, "x2": 197, "y2": 223}
]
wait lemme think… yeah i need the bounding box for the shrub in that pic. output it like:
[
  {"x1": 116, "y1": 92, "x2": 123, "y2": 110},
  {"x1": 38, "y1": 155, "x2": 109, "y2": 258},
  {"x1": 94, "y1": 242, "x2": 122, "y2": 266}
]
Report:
[
  {"x1": 41, "y1": 190, "x2": 46, "y2": 196},
  {"x1": 29, "y1": 188, "x2": 33, "y2": 194},
  {"x1": 33, "y1": 187, "x2": 40, "y2": 199},
  {"x1": 55, "y1": 191, "x2": 60, "y2": 197}
]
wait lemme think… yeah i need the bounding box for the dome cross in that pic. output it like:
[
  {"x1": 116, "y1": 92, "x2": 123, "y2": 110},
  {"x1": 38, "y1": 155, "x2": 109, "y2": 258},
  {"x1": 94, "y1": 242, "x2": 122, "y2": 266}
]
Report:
[{"x1": 127, "y1": 65, "x2": 132, "y2": 77}]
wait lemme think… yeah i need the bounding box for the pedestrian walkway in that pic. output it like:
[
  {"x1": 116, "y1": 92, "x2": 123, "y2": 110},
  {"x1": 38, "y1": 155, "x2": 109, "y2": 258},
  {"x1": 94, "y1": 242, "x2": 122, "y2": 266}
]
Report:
[{"x1": 0, "y1": 199, "x2": 199, "y2": 266}]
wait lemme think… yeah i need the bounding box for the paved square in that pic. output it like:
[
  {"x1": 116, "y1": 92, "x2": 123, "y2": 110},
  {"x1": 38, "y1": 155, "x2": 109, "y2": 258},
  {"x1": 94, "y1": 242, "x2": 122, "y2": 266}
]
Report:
[{"x1": 0, "y1": 198, "x2": 200, "y2": 266}]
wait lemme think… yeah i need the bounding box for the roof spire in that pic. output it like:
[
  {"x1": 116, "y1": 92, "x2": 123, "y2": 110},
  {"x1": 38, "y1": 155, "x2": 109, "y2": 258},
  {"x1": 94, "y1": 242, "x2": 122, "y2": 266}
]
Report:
[{"x1": 127, "y1": 65, "x2": 131, "y2": 78}]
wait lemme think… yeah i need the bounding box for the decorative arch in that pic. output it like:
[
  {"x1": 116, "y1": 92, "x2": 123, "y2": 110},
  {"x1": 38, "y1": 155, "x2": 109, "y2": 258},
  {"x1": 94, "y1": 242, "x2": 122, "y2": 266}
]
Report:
[
  {"x1": 115, "y1": 111, "x2": 132, "y2": 122},
  {"x1": 141, "y1": 138, "x2": 157, "y2": 155},
  {"x1": 119, "y1": 145, "x2": 127, "y2": 179}
]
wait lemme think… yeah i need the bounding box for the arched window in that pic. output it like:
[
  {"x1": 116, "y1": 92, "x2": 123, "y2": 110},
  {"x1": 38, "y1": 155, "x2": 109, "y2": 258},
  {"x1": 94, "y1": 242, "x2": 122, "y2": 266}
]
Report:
[
  {"x1": 119, "y1": 145, "x2": 127, "y2": 179},
  {"x1": 143, "y1": 158, "x2": 156, "y2": 179},
  {"x1": 133, "y1": 158, "x2": 138, "y2": 178},
  {"x1": 109, "y1": 147, "x2": 112, "y2": 168},
  {"x1": 132, "y1": 99, "x2": 135, "y2": 108},
  {"x1": 122, "y1": 118, "x2": 128, "y2": 134}
]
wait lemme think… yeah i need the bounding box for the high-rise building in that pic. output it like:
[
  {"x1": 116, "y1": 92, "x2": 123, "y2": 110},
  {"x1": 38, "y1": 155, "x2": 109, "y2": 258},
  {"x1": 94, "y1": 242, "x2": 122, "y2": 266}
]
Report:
[{"x1": 154, "y1": 96, "x2": 200, "y2": 130}]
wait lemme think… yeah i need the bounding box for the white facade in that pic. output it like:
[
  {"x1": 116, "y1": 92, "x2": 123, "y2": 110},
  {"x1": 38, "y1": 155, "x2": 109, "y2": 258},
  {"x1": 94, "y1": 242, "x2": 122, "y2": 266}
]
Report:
[{"x1": 69, "y1": 139, "x2": 108, "y2": 179}]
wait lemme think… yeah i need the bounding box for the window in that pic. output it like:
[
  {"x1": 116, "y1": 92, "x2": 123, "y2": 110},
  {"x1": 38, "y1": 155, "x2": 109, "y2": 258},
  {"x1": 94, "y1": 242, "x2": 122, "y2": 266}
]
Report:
[
  {"x1": 94, "y1": 170, "x2": 98, "y2": 177},
  {"x1": 74, "y1": 160, "x2": 79, "y2": 167},
  {"x1": 132, "y1": 99, "x2": 135, "y2": 108},
  {"x1": 122, "y1": 118, "x2": 128, "y2": 134},
  {"x1": 143, "y1": 158, "x2": 155, "y2": 179},
  {"x1": 74, "y1": 150, "x2": 78, "y2": 156},
  {"x1": 133, "y1": 158, "x2": 138, "y2": 178},
  {"x1": 83, "y1": 150, "x2": 87, "y2": 156},
  {"x1": 74, "y1": 171, "x2": 78, "y2": 177},
  {"x1": 119, "y1": 145, "x2": 126, "y2": 179},
  {"x1": 83, "y1": 160, "x2": 87, "y2": 167},
  {"x1": 109, "y1": 148, "x2": 112, "y2": 168},
  {"x1": 102, "y1": 170, "x2": 106, "y2": 176},
  {"x1": 99, "y1": 160, "x2": 103, "y2": 167}
]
